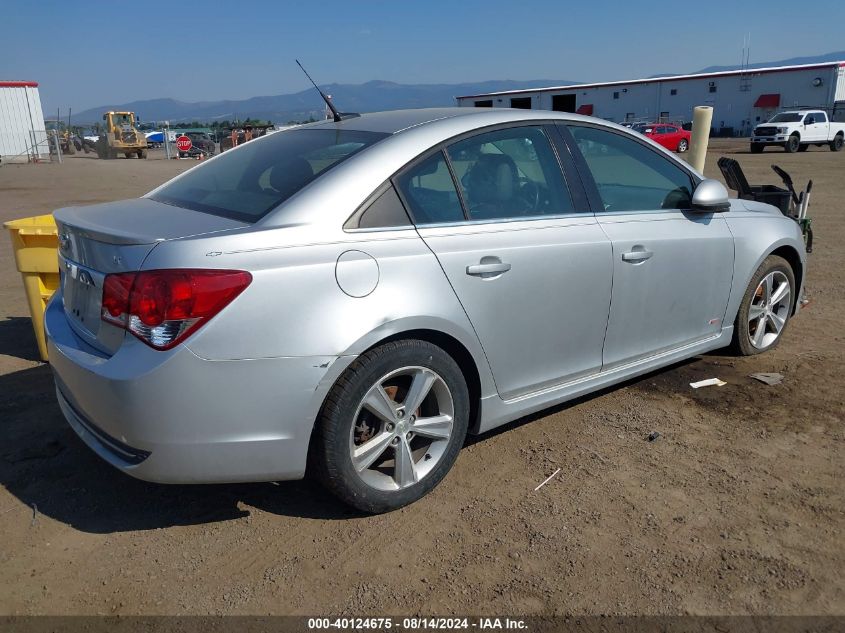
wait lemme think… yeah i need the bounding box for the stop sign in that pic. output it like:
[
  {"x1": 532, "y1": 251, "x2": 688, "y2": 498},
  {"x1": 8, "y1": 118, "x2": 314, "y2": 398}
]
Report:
[{"x1": 175, "y1": 135, "x2": 192, "y2": 152}]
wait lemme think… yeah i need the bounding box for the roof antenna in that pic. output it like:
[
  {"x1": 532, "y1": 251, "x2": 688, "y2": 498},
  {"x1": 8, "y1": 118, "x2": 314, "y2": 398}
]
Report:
[{"x1": 296, "y1": 59, "x2": 358, "y2": 122}]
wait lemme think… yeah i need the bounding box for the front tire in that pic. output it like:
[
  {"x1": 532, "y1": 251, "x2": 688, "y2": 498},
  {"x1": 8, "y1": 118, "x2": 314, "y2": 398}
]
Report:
[
  {"x1": 784, "y1": 135, "x2": 800, "y2": 153},
  {"x1": 310, "y1": 340, "x2": 469, "y2": 513},
  {"x1": 732, "y1": 255, "x2": 795, "y2": 356},
  {"x1": 831, "y1": 134, "x2": 844, "y2": 152}
]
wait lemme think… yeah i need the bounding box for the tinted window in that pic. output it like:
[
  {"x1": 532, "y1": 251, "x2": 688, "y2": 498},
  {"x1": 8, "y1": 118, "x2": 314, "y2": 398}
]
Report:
[
  {"x1": 569, "y1": 125, "x2": 694, "y2": 212},
  {"x1": 814, "y1": 112, "x2": 827, "y2": 122},
  {"x1": 353, "y1": 185, "x2": 411, "y2": 229},
  {"x1": 150, "y1": 129, "x2": 388, "y2": 222},
  {"x1": 446, "y1": 126, "x2": 574, "y2": 221},
  {"x1": 396, "y1": 151, "x2": 465, "y2": 225}
]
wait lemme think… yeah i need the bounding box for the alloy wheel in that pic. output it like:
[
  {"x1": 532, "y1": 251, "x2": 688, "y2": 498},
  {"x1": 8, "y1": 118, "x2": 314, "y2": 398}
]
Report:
[
  {"x1": 747, "y1": 271, "x2": 791, "y2": 350},
  {"x1": 349, "y1": 366, "x2": 454, "y2": 491}
]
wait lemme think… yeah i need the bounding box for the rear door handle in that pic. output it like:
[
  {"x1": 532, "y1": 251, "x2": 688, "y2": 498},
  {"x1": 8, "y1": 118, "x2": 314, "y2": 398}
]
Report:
[
  {"x1": 466, "y1": 261, "x2": 512, "y2": 276},
  {"x1": 621, "y1": 249, "x2": 653, "y2": 262}
]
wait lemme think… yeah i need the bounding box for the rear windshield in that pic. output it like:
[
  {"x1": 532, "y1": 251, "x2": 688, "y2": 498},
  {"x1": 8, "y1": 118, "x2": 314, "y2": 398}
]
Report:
[{"x1": 149, "y1": 129, "x2": 388, "y2": 222}]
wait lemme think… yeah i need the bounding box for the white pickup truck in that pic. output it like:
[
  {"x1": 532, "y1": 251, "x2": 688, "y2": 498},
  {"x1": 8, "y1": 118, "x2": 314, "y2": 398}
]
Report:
[{"x1": 751, "y1": 109, "x2": 845, "y2": 153}]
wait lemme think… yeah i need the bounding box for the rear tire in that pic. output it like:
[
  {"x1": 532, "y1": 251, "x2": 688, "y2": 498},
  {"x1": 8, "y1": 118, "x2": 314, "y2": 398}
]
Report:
[
  {"x1": 831, "y1": 134, "x2": 844, "y2": 152},
  {"x1": 784, "y1": 135, "x2": 800, "y2": 153},
  {"x1": 731, "y1": 255, "x2": 795, "y2": 356},
  {"x1": 310, "y1": 339, "x2": 469, "y2": 513},
  {"x1": 677, "y1": 138, "x2": 689, "y2": 153},
  {"x1": 750, "y1": 143, "x2": 764, "y2": 154}
]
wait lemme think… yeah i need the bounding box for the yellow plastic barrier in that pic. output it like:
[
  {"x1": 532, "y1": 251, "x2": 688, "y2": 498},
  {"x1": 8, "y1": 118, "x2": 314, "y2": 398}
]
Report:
[{"x1": 4, "y1": 214, "x2": 59, "y2": 361}]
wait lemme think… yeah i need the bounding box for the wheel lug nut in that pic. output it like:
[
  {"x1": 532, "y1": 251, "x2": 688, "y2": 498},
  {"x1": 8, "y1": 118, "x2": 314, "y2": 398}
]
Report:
[
  {"x1": 406, "y1": 432, "x2": 413, "y2": 440},
  {"x1": 395, "y1": 408, "x2": 404, "y2": 419},
  {"x1": 387, "y1": 423, "x2": 394, "y2": 432},
  {"x1": 391, "y1": 437, "x2": 400, "y2": 446},
  {"x1": 409, "y1": 415, "x2": 416, "y2": 423}
]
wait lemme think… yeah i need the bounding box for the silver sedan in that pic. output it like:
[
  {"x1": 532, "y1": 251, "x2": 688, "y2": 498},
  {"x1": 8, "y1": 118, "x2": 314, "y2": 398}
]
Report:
[{"x1": 46, "y1": 108, "x2": 806, "y2": 512}]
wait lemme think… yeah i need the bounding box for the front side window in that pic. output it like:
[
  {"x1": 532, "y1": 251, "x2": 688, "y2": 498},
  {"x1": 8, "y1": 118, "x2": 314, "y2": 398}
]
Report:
[
  {"x1": 446, "y1": 126, "x2": 574, "y2": 221},
  {"x1": 568, "y1": 125, "x2": 694, "y2": 212},
  {"x1": 150, "y1": 129, "x2": 388, "y2": 222}
]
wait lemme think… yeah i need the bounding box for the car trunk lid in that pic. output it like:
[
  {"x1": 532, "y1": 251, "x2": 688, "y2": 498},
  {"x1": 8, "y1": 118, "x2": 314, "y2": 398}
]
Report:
[{"x1": 54, "y1": 198, "x2": 248, "y2": 355}]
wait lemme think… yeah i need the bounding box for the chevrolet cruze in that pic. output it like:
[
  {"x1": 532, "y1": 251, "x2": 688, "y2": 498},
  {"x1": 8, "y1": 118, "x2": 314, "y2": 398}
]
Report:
[{"x1": 46, "y1": 108, "x2": 806, "y2": 512}]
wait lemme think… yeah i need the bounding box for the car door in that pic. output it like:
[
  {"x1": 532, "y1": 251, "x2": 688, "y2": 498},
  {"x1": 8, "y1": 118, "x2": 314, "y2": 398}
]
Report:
[
  {"x1": 561, "y1": 123, "x2": 734, "y2": 369},
  {"x1": 665, "y1": 126, "x2": 683, "y2": 150},
  {"x1": 395, "y1": 124, "x2": 613, "y2": 400},
  {"x1": 809, "y1": 111, "x2": 828, "y2": 142},
  {"x1": 655, "y1": 126, "x2": 674, "y2": 150}
]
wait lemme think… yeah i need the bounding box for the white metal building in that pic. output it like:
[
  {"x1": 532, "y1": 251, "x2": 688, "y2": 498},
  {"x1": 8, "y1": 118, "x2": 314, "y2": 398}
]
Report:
[
  {"x1": 0, "y1": 81, "x2": 49, "y2": 163},
  {"x1": 457, "y1": 61, "x2": 845, "y2": 136}
]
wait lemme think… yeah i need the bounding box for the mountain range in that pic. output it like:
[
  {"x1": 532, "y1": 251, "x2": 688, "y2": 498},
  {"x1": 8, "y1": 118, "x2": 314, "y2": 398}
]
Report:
[
  {"x1": 72, "y1": 51, "x2": 845, "y2": 125},
  {"x1": 71, "y1": 79, "x2": 579, "y2": 125}
]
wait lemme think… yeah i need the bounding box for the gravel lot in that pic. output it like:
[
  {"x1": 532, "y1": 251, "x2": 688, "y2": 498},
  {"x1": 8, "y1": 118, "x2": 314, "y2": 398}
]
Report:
[{"x1": 0, "y1": 142, "x2": 842, "y2": 616}]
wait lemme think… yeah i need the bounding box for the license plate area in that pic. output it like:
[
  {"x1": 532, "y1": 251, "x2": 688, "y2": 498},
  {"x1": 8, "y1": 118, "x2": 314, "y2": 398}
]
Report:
[{"x1": 61, "y1": 256, "x2": 107, "y2": 340}]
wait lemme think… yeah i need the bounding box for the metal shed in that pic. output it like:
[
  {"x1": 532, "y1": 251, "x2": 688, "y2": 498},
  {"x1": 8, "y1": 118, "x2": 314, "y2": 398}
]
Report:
[{"x1": 0, "y1": 81, "x2": 49, "y2": 163}]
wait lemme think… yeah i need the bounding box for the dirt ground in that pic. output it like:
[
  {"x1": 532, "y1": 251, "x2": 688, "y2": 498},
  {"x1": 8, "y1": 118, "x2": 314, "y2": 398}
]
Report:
[{"x1": 0, "y1": 142, "x2": 842, "y2": 616}]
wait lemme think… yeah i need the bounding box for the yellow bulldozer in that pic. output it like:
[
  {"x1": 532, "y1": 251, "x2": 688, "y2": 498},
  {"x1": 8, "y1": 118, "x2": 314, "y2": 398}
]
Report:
[{"x1": 95, "y1": 111, "x2": 148, "y2": 159}]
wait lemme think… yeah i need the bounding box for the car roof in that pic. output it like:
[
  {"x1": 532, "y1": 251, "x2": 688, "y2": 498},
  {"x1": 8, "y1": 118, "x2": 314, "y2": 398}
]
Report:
[{"x1": 301, "y1": 107, "x2": 599, "y2": 135}]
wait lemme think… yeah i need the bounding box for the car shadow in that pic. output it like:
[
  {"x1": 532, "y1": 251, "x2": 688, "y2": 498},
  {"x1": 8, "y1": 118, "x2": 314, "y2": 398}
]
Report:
[
  {"x1": 1, "y1": 353, "x2": 720, "y2": 533},
  {"x1": 0, "y1": 365, "x2": 364, "y2": 534},
  {"x1": 465, "y1": 356, "x2": 702, "y2": 448},
  {"x1": 0, "y1": 316, "x2": 43, "y2": 363}
]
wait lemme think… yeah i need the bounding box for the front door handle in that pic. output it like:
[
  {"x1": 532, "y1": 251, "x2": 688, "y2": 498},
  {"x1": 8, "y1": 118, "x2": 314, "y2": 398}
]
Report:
[
  {"x1": 621, "y1": 249, "x2": 653, "y2": 263},
  {"x1": 466, "y1": 260, "x2": 512, "y2": 277}
]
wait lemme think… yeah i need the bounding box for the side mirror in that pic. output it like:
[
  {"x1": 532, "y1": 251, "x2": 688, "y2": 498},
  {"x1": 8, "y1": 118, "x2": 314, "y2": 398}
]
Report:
[{"x1": 691, "y1": 179, "x2": 731, "y2": 213}]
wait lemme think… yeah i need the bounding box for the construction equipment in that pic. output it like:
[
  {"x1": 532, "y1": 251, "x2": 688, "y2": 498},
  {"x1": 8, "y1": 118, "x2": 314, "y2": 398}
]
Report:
[
  {"x1": 95, "y1": 111, "x2": 148, "y2": 159},
  {"x1": 44, "y1": 121, "x2": 80, "y2": 155}
]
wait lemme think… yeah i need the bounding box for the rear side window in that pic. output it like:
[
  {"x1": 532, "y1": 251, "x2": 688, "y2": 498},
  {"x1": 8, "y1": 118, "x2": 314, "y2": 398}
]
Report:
[
  {"x1": 568, "y1": 125, "x2": 693, "y2": 212},
  {"x1": 395, "y1": 151, "x2": 465, "y2": 225},
  {"x1": 446, "y1": 126, "x2": 574, "y2": 221},
  {"x1": 149, "y1": 129, "x2": 388, "y2": 222}
]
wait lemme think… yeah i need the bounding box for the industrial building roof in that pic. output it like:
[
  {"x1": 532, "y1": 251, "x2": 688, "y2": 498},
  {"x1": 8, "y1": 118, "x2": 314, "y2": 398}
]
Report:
[{"x1": 457, "y1": 61, "x2": 845, "y2": 100}]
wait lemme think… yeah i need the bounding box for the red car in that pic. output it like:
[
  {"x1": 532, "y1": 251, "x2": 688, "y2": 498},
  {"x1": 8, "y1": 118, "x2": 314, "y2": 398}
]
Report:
[{"x1": 633, "y1": 123, "x2": 691, "y2": 153}]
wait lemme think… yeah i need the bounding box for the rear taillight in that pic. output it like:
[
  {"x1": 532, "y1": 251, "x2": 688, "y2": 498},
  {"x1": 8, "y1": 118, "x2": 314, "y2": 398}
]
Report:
[{"x1": 101, "y1": 269, "x2": 252, "y2": 350}]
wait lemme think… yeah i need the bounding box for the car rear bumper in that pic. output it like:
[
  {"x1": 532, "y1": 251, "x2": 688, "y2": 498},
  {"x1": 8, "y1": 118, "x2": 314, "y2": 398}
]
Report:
[{"x1": 45, "y1": 292, "x2": 349, "y2": 484}]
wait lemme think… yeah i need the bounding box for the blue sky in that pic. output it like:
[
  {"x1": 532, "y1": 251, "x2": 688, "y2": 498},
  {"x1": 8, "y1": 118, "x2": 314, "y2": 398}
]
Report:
[{"x1": 4, "y1": 0, "x2": 844, "y2": 113}]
